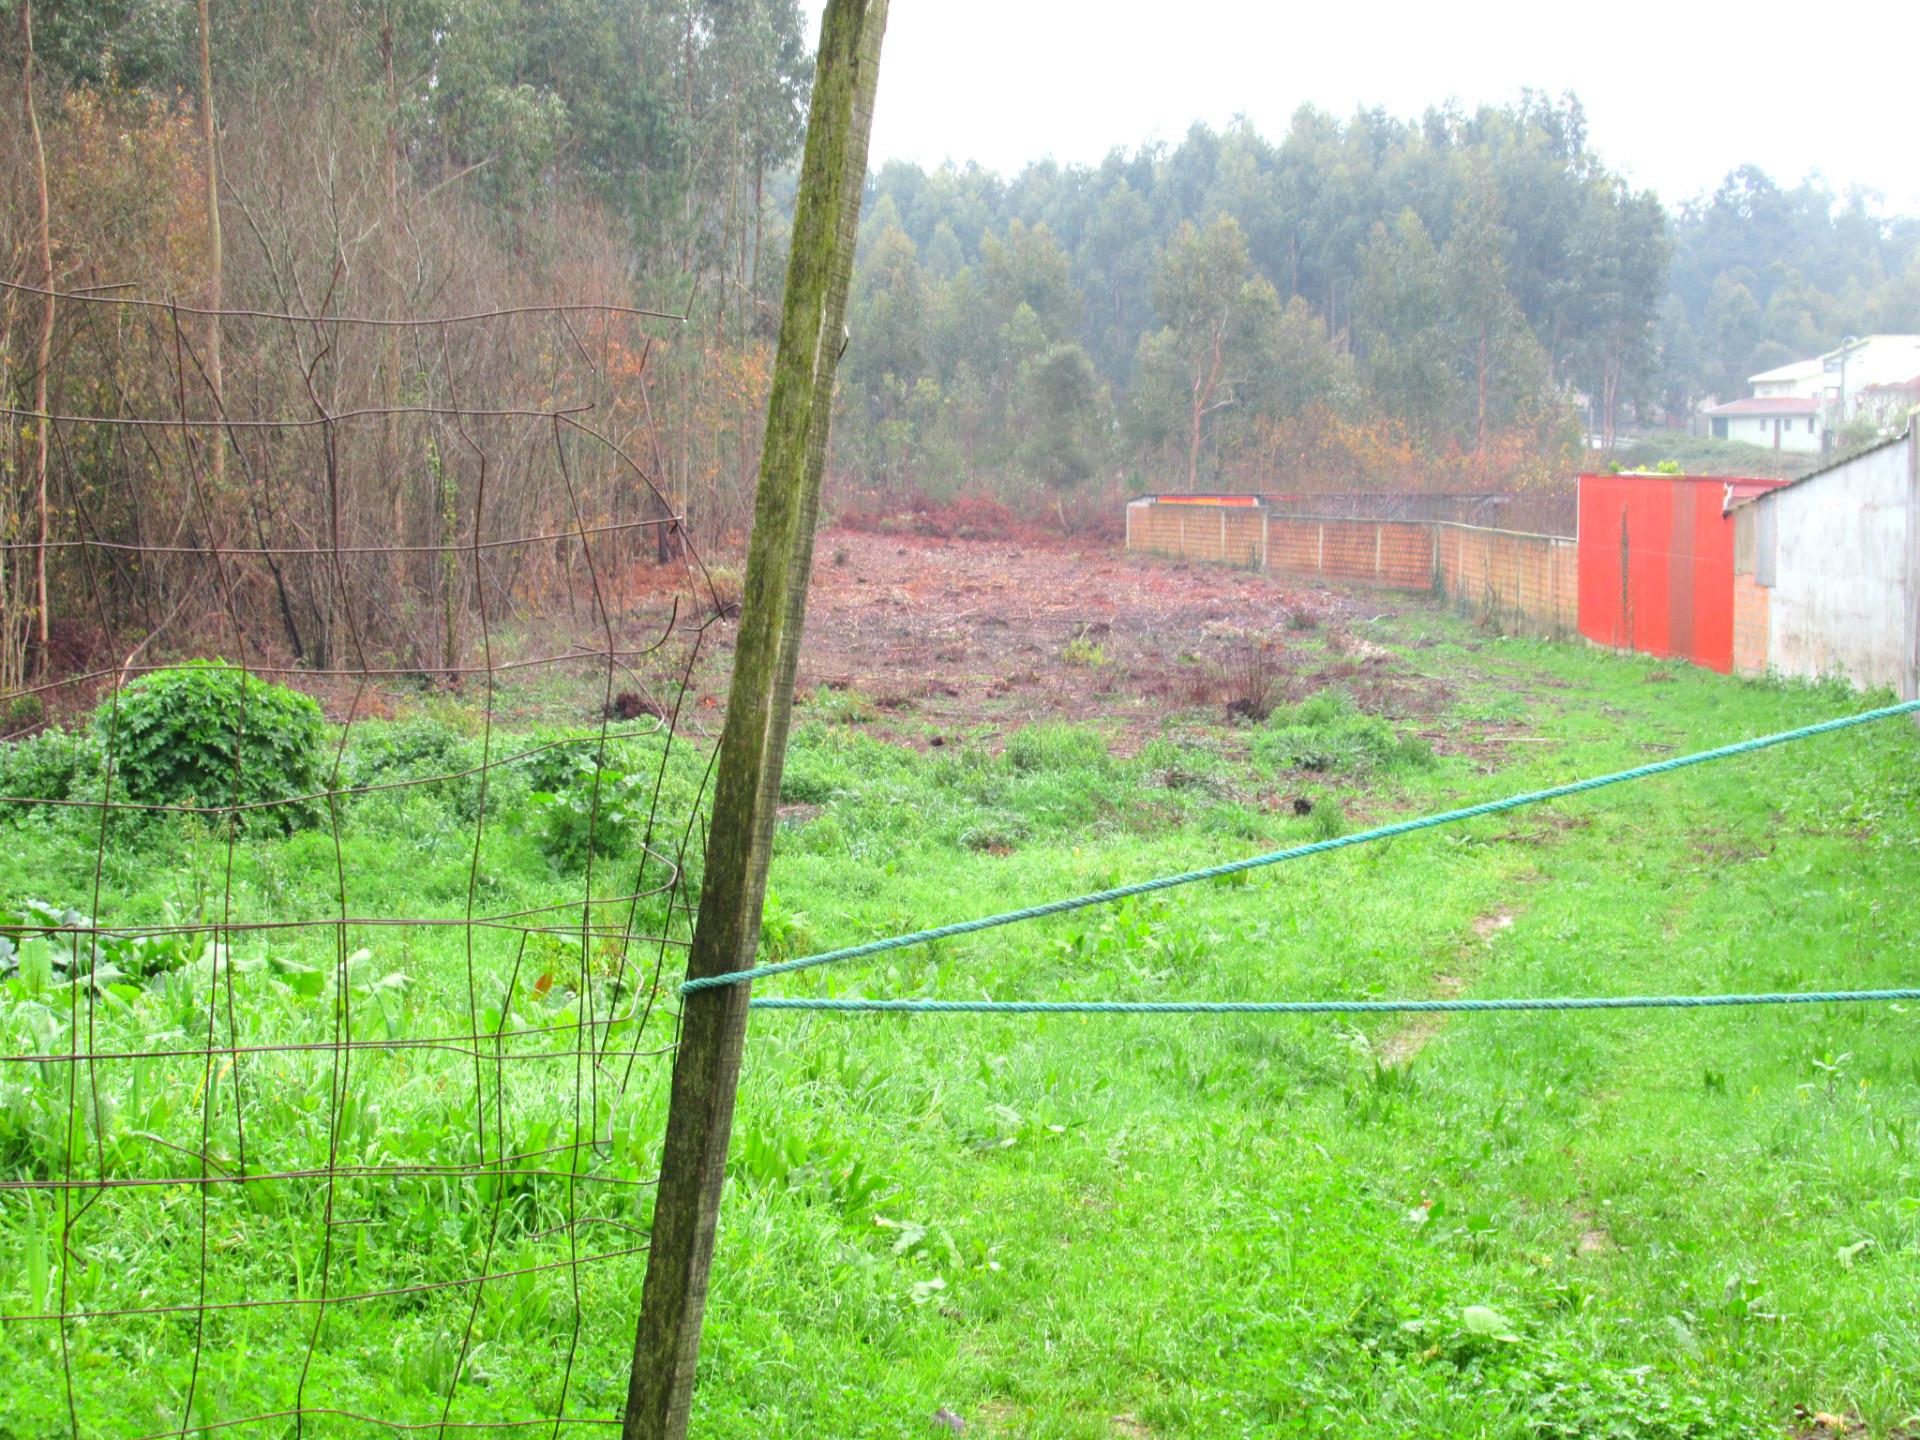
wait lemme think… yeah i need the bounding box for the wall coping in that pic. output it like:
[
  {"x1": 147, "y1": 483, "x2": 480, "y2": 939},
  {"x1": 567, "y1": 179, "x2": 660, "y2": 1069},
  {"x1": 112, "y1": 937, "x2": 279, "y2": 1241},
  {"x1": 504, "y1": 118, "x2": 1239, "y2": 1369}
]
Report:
[
  {"x1": 1430, "y1": 519, "x2": 1576, "y2": 544},
  {"x1": 1224, "y1": 509, "x2": 1572, "y2": 544}
]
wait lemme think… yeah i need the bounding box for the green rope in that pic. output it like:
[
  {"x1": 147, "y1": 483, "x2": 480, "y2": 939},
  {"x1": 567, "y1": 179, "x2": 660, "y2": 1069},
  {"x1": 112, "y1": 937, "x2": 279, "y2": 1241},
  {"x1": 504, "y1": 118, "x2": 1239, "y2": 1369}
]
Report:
[
  {"x1": 748, "y1": 989, "x2": 1920, "y2": 1015},
  {"x1": 683, "y1": 697, "x2": 1919, "y2": 998}
]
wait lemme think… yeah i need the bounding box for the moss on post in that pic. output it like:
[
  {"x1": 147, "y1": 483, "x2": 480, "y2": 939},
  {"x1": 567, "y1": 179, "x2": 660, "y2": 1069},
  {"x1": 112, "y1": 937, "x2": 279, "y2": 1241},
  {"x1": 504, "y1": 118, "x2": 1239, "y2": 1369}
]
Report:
[{"x1": 621, "y1": 5, "x2": 888, "y2": 1438}]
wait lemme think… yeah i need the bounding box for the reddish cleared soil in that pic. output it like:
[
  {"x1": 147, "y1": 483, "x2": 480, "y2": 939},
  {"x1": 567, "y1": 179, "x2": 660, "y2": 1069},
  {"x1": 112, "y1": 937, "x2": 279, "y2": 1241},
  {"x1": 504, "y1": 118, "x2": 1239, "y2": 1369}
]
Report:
[
  {"x1": 775, "y1": 527, "x2": 1444, "y2": 751},
  {"x1": 21, "y1": 519, "x2": 1483, "y2": 762}
]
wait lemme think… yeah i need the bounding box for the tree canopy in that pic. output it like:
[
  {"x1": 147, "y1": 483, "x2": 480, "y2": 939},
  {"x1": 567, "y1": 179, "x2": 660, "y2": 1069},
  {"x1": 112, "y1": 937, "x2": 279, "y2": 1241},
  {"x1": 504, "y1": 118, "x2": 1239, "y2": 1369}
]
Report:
[{"x1": 832, "y1": 97, "x2": 1919, "y2": 498}]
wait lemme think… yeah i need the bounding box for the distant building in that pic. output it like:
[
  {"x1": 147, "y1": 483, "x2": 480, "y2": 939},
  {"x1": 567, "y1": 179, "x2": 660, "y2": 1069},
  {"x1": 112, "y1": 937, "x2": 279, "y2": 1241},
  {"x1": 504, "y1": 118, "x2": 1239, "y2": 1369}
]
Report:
[
  {"x1": 1703, "y1": 395, "x2": 1823, "y2": 452},
  {"x1": 1822, "y1": 336, "x2": 1920, "y2": 413},
  {"x1": 1748, "y1": 357, "x2": 1827, "y2": 399},
  {"x1": 1710, "y1": 336, "x2": 1920, "y2": 450},
  {"x1": 1859, "y1": 374, "x2": 1920, "y2": 428}
]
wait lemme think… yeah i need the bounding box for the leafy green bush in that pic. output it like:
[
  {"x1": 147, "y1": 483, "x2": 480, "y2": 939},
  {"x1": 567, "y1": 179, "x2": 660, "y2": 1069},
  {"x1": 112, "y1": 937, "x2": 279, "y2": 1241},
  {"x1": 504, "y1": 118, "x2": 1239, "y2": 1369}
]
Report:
[
  {"x1": 503, "y1": 727, "x2": 653, "y2": 796},
  {"x1": 5, "y1": 692, "x2": 43, "y2": 730},
  {"x1": 0, "y1": 727, "x2": 104, "y2": 814},
  {"x1": 340, "y1": 717, "x2": 498, "y2": 822},
  {"x1": 1305, "y1": 795, "x2": 1349, "y2": 840},
  {"x1": 1061, "y1": 630, "x2": 1108, "y2": 667},
  {"x1": 95, "y1": 662, "x2": 326, "y2": 829},
  {"x1": 1252, "y1": 690, "x2": 1433, "y2": 775},
  {"x1": 506, "y1": 727, "x2": 711, "y2": 876},
  {"x1": 530, "y1": 755, "x2": 648, "y2": 866},
  {"x1": 778, "y1": 749, "x2": 845, "y2": 805}
]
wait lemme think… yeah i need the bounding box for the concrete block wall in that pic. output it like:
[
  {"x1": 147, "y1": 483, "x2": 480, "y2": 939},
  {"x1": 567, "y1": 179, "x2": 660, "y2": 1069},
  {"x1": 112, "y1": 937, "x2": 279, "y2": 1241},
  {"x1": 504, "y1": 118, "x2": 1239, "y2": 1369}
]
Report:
[
  {"x1": 1436, "y1": 525, "x2": 1578, "y2": 638},
  {"x1": 1318, "y1": 520, "x2": 1380, "y2": 580},
  {"x1": 1222, "y1": 510, "x2": 1266, "y2": 569},
  {"x1": 1378, "y1": 523, "x2": 1437, "y2": 587},
  {"x1": 1252, "y1": 518, "x2": 1433, "y2": 587},
  {"x1": 1126, "y1": 500, "x2": 1576, "y2": 641},
  {"x1": 1125, "y1": 501, "x2": 1264, "y2": 568},
  {"x1": 1266, "y1": 519, "x2": 1325, "y2": 574}
]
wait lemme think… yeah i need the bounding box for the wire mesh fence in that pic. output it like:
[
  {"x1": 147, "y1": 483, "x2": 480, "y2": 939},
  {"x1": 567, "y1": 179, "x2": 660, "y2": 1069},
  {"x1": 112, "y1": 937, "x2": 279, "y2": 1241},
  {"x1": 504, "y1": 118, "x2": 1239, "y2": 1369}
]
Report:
[{"x1": 0, "y1": 281, "x2": 725, "y2": 1437}]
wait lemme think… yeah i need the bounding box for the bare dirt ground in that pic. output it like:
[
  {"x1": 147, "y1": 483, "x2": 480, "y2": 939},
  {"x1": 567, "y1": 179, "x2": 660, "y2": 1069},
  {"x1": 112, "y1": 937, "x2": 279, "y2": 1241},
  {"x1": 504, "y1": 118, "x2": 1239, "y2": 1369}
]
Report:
[
  {"x1": 779, "y1": 526, "x2": 1438, "y2": 752},
  {"x1": 36, "y1": 511, "x2": 1503, "y2": 762},
  {"x1": 356, "y1": 517, "x2": 1546, "y2": 774}
]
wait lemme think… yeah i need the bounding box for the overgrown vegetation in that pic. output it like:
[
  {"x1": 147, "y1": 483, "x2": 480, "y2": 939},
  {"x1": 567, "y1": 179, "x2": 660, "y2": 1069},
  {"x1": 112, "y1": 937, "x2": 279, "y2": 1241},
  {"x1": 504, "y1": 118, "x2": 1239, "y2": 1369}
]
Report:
[
  {"x1": 8, "y1": 13, "x2": 1916, "y2": 687},
  {"x1": 1609, "y1": 430, "x2": 1833, "y2": 481},
  {"x1": 1, "y1": 0, "x2": 810, "y2": 677},
  {"x1": 838, "y1": 112, "x2": 1920, "y2": 503},
  {"x1": 1252, "y1": 689, "x2": 1437, "y2": 774},
  {"x1": 2, "y1": 610, "x2": 1916, "y2": 1437}
]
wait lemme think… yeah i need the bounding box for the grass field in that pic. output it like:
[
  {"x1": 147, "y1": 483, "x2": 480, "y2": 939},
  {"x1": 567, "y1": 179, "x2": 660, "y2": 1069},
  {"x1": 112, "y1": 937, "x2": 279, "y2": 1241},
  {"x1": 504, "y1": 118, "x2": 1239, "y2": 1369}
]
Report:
[{"x1": 2, "y1": 592, "x2": 1918, "y2": 1439}]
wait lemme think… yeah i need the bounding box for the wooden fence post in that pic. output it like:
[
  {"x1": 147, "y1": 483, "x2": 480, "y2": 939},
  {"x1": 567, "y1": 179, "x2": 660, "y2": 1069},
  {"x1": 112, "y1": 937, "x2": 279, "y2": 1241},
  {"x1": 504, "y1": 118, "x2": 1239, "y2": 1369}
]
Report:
[
  {"x1": 622, "y1": 4, "x2": 888, "y2": 1438},
  {"x1": 1905, "y1": 414, "x2": 1919, "y2": 715}
]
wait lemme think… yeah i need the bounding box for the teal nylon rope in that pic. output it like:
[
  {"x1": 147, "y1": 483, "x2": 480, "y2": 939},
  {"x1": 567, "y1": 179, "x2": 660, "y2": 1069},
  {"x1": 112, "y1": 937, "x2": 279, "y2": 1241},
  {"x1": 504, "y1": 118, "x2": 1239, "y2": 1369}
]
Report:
[
  {"x1": 684, "y1": 697, "x2": 1920, "y2": 999},
  {"x1": 748, "y1": 990, "x2": 1920, "y2": 1014}
]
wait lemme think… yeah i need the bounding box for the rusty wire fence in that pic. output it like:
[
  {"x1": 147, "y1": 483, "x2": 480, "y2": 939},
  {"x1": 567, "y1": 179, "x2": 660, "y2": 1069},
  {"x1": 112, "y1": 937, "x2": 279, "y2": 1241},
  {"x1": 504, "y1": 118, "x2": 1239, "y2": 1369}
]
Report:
[{"x1": 0, "y1": 280, "x2": 726, "y2": 1437}]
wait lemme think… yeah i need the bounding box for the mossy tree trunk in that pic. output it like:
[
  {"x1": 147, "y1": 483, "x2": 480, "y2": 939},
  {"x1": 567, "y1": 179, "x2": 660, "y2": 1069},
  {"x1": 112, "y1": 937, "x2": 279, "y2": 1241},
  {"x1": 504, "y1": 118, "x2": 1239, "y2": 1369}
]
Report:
[{"x1": 621, "y1": 4, "x2": 888, "y2": 1438}]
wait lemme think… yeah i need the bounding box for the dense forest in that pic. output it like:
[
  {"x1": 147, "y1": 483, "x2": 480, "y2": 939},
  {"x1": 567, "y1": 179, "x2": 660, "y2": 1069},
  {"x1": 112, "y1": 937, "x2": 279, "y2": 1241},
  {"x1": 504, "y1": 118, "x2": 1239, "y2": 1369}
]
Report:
[
  {"x1": 4, "y1": 1, "x2": 1919, "y2": 675},
  {"x1": 839, "y1": 113, "x2": 1920, "y2": 503}
]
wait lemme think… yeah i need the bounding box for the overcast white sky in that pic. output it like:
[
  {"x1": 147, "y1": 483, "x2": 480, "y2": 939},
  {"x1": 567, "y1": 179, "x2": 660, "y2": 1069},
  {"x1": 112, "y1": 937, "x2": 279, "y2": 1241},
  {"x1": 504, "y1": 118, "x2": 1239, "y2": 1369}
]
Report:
[{"x1": 809, "y1": 1, "x2": 1918, "y2": 211}]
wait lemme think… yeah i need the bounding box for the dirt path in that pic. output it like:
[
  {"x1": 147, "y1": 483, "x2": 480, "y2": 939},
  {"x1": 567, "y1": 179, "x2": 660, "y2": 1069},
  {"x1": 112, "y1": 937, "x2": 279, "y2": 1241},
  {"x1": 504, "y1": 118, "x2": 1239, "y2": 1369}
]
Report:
[{"x1": 1376, "y1": 908, "x2": 1515, "y2": 1068}]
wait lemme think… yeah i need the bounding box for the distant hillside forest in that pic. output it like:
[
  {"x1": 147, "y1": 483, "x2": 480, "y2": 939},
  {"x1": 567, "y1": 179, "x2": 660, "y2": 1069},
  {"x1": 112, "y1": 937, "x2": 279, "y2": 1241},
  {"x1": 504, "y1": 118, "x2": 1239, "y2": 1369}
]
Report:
[
  {"x1": 844, "y1": 118, "x2": 1920, "y2": 500},
  {"x1": 6, "y1": 1, "x2": 1920, "y2": 605}
]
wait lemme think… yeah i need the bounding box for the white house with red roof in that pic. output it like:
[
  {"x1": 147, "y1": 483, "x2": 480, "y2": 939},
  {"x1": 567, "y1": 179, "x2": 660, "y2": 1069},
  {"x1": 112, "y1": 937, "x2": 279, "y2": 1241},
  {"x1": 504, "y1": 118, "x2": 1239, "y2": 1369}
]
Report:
[
  {"x1": 1707, "y1": 335, "x2": 1920, "y2": 452},
  {"x1": 1704, "y1": 394, "x2": 1822, "y2": 451}
]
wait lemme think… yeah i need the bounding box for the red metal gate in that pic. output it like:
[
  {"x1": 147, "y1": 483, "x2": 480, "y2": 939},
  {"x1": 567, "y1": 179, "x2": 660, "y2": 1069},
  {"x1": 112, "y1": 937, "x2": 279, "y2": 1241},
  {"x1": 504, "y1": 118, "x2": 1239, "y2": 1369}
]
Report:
[{"x1": 1576, "y1": 473, "x2": 1784, "y2": 673}]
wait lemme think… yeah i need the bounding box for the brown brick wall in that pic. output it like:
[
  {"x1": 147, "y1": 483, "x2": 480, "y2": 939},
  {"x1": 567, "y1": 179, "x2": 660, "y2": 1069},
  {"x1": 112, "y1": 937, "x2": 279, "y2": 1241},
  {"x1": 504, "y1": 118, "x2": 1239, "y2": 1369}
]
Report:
[
  {"x1": 1378, "y1": 523, "x2": 1435, "y2": 587},
  {"x1": 1731, "y1": 573, "x2": 1771, "y2": 676},
  {"x1": 1127, "y1": 503, "x2": 1185, "y2": 558},
  {"x1": 1319, "y1": 521, "x2": 1386, "y2": 581},
  {"x1": 1261, "y1": 518, "x2": 1437, "y2": 588},
  {"x1": 1223, "y1": 510, "x2": 1265, "y2": 569},
  {"x1": 1128, "y1": 505, "x2": 1228, "y2": 564}
]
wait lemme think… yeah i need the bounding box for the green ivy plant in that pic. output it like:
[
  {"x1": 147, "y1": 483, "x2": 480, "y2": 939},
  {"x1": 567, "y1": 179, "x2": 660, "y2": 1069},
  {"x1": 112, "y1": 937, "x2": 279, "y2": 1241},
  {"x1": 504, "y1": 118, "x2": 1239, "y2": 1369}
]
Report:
[
  {"x1": 93, "y1": 660, "x2": 326, "y2": 830},
  {"x1": 0, "y1": 726, "x2": 105, "y2": 811}
]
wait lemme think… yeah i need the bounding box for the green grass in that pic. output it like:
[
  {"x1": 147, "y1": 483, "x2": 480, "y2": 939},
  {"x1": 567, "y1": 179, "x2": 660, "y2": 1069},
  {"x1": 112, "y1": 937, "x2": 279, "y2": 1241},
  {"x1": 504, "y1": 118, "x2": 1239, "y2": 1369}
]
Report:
[{"x1": 2, "y1": 613, "x2": 1919, "y2": 1438}]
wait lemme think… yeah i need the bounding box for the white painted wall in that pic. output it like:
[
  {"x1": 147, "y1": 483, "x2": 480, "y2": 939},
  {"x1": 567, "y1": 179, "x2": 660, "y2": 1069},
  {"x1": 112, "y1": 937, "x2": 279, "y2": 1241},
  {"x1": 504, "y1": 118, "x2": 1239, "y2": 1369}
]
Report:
[
  {"x1": 1839, "y1": 336, "x2": 1920, "y2": 397},
  {"x1": 1754, "y1": 433, "x2": 1916, "y2": 695},
  {"x1": 1723, "y1": 411, "x2": 1822, "y2": 452},
  {"x1": 1751, "y1": 358, "x2": 1825, "y2": 398}
]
